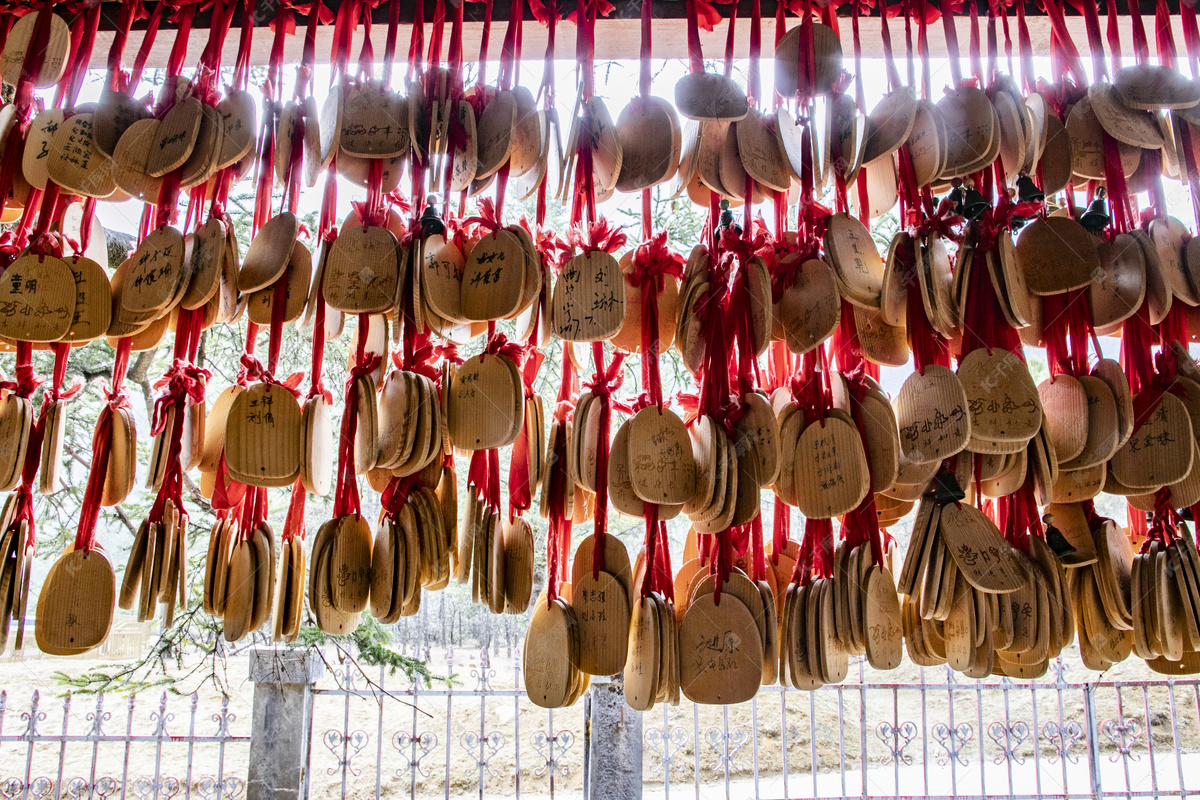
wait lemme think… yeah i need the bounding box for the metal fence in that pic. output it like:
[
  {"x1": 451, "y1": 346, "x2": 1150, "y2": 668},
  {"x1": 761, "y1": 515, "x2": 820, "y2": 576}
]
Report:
[
  {"x1": 0, "y1": 690, "x2": 248, "y2": 800},
  {"x1": 1, "y1": 645, "x2": 1195, "y2": 800},
  {"x1": 307, "y1": 648, "x2": 1200, "y2": 800}
]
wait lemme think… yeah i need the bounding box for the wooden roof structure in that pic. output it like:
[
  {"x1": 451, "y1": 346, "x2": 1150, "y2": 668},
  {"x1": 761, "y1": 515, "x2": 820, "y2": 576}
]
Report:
[{"x1": 86, "y1": 0, "x2": 1194, "y2": 68}]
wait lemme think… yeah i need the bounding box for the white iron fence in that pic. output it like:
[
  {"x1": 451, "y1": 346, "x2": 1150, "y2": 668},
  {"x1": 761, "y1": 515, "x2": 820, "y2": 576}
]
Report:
[{"x1": 1, "y1": 644, "x2": 1197, "y2": 800}]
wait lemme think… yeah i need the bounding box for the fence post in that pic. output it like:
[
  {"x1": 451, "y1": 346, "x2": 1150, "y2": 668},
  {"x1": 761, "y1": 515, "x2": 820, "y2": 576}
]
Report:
[
  {"x1": 586, "y1": 675, "x2": 642, "y2": 800},
  {"x1": 246, "y1": 647, "x2": 325, "y2": 800},
  {"x1": 1082, "y1": 683, "x2": 1103, "y2": 800}
]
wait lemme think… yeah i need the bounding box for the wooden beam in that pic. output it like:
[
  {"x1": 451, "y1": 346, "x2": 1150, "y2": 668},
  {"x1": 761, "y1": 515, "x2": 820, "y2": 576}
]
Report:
[{"x1": 79, "y1": 1, "x2": 1191, "y2": 68}]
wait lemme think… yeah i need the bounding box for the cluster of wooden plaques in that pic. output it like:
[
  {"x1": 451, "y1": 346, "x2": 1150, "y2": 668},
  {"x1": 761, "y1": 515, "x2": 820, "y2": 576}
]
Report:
[{"x1": 12, "y1": 5, "x2": 1200, "y2": 711}]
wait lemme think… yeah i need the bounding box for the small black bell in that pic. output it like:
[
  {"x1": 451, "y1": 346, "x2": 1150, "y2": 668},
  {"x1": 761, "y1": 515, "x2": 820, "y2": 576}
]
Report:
[
  {"x1": 1080, "y1": 188, "x2": 1110, "y2": 232},
  {"x1": 959, "y1": 186, "x2": 990, "y2": 221},
  {"x1": 718, "y1": 199, "x2": 735, "y2": 232},
  {"x1": 1016, "y1": 174, "x2": 1044, "y2": 204},
  {"x1": 420, "y1": 195, "x2": 445, "y2": 237}
]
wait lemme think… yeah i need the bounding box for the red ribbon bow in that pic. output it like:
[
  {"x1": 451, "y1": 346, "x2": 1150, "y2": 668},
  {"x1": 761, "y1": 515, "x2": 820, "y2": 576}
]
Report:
[
  {"x1": 627, "y1": 231, "x2": 684, "y2": 294},
  {"x1": 566, "y1": 218, "x2": 627, "y2": 255},
  {"x1": 151, "y1": 360, "x2": 210, "y2": 435}
]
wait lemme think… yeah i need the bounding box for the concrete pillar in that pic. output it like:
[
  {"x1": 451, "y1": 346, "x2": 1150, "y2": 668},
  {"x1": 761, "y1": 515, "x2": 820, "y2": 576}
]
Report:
[
  {"x1": 586, "y1": 675, "x2": 643, "y2": 800},
  {"x1": 246, "y1": 648, "x2": 325, "y2": 800}
]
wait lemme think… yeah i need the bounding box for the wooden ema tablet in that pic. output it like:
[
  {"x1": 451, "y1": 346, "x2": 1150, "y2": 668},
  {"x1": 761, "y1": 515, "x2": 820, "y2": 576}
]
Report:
[
  {"x1": 895, "y1": 364, "x2": 971, "y2": 464},
  {"x1": 733, "y1": 392, "x2": 781, "y2": 487},
  {"x1": 1090, "y1": 233, "x2": 1146, "y2": 328},
  {"x1": 0, "y1": 254, "x2": 76, "y2": 342},
  {"x1": 502, "y1": 518, "x2": 534, "y2": 613},
  {"x1": 147, "y1": 98, "x2": 203, "y2": 178},
  {"x1": 1113, "y1": 64, "x2": 1200, "y2": 110},
  {"x1": 1088, "y1": 82, "x2": 1163, "y2": 150},
  {"x1": 624, "y1": 595, "x2": 662, "y2": 710},
  {"x1": 570, "y1": 568, "x2": 630, "y2": 676},
  {"x1": 824, "y1": 212, "x2": 885, "y2": 308},
  {"x1": 324, "y1": 225, "x2": 401, "y2": 314},
  {"x1": 616, "y1": 97, "x2": 681, "y2": 191},
  {"x1": 421, "y1": 235, "x2": 467, "y2": 322},
  {"x1": 326, "y1": 514, "x2": 372, "y2": 614},
  {"x1": 774, "y1": 258, "x2": 841, "y2": 355},
  {"x1": 45, "y1": 113, "x2": 116, "y2": 198},
  {"x1": 625, "y1": 407, "x2": 697, "y2": 505},
  {"x1": 673, "y1": 73, "x2": 749, "y2": 122},
  {"x1": 215, "y1": 89, "x2": 257, "y2": 169},
  {"x1": 338, "y1": 87, "x2": 409, "y2": 158},
  {"x1": 679, "y1": 591, "x2": 763, "y2": 703},
  {"x1": 447, "y1": 354, "x2": 523, "y2": 451},
  {"x1": 551, "y1": 251, "x2": 626, "y2": 341},
  {"x1": 525, "y1": 597, "x2": 579, "y2": 708},
  {"x1": 110, "y1": 118, "x2": 164, "y2": 201},
  {"x1": 474, "y1": 90, "x2": 517, "y2": 179},
  {"x1": 934, "y1": 87, "x2": 997, "y2": 178},
  {"x1": 0, "y1": 11, "x2": 70, "y2": 88},
  {"x1": 938, "y1": 502, "x2": 1026, "y2": 593},
  {"x1": 123, "y1": 227, "x2": 185, "y2": 315},
  {"x1": 1015, "y1": 216, "x2": 1099, "y2": 295},
  {"x1": 1066, "y1": 97, "x2": 1140, "y2": 181},
  {"x1": 863, "y1": 87, "x2": 917, "y2": 164},
  {"x1": 1037, "y1": 375, "x2": 1089, "y2": 463},
  {"x1": 35, "y1": 547, "x2": 115, "y2": 655},
  {"x1": 22, "y1": 109, "x2": 66, "y2": 192},
  {"x1": 461, "y1": 230, "x2": 525, "y2": 321},
  {"x1": 773, "y1": 22, "x2": 841, "y2": 99},
  {"x1": 239, "y1": 212, "x2": 299, "y2": 293},
  {"x1": 957, "y1": 348, "x2": 1041, "y2": 444},
  {"x1": 224, "y1": 383, "x2": 302, "y2": 487},
  {"x1": 792, "y1": 416, "x2": 869, "y2": 518},
  {"x1": 248, "y1": 243, "x2": 312, "y2": 326},
  {"x1": 1111, "y1": 392, "x2": 1193, "y2": 489}
]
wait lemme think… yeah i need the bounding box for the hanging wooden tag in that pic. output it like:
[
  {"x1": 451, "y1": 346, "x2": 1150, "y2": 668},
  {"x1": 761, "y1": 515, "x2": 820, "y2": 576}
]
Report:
[
  {"x1": 328, "y1": 514, "x2": 373, "y2": 614},
  {"x1": 907, "y1": 100, "x2": 947, "y2": 187},
  {"x1": 792, "y1": 416, "x2": 870, "y2": 518},
  {"x1": 824, "y1": 212, "x2": 885, "y2": 308},
  {"x1": 957, "y1": 348, "x2": 1042, "y2": 444},
  {"x1": 1036, "y1": 375, "x2": 1089, "y2": 463},
  {"x1": 45, "y1": 113, "x2": 116, "y2": 198},
  {"x1": 239, "y1": 212, "x2": 299, "y2": 293},
  {"x1": 110, "y1": 118, "x2": 165, "y2": 201},
  {"x1": 775, "y1": 258, "x2": 841, "y2": 354},
  {"x1": 123, "y1": 226, "x2": 186, "y2": 316},
  {"x1": 58, "y1": 256, "x2": 111, "y2": 344},
  {"x1": 1114, "y1": 64, "x2": 1200, "y2": 110},
  {"x1": 324, "y1": 225, "x2": 401, "y2": 314},
  {"x1": 1090, "y1": 233, "x2": 1146, "y2": 328},
  {"x1": 935, "y1": 87, "x2": 998, "y2": 178},
  {"x1": 22, "y1": 109, "x2": 65, "y2": 192},
  {"x1": 147, "y1": 98, "x2": 203, "y2": 177},
  {"x1": 339, "y1": 87, "x2": 409, "y2": 158},
  {"x1": 248, "y1": 242, "x2": 312, "y2": 325},
  {"x1": 552, "y1": 251, "x2": 626, "y2": 341},
  {"x1": 1111, "y1": 392, "x2": 1193, "y2": 489},
  {"x1": 0, "y1": 254, "x2": 76, "y2": 342},
  {"x1": 447, "y1": 354, "x2": 523, "y2": 451},
  {"x1": 773, "y1": 22, "x2": 841, "y2": 98},
  {"x1": 572, "y1": 568, "x2": 631, "y2": 676},
  {"x1": 0, "y1": 11, "x2": 70, "y2": 88},
  {"x1": 674, "y1": 73, "x2": 749, "y2": 122},
  {"x1": 35, "y1": 547, "x2": 115, "y2": 655},
  {"x1": 616, "y1": 96, "x2": 682, "y2": 191},
  {"x1": 1088, "y1": 83, "x2": 1164, "y2": 150},
  {"x1": 626, "y1": 407, "x2": 697, "y2": 505},
  {"x1": 895, "y1": 364, "x2": 970, "y2": 464},
  {"x1": 864, "y1": 87, "x2": 917, "y2": 164},
  {"x1": 474, "y1": 89, "x2": 517, "y2": 179},
  {"x1": 96, "y1": 91, "x2": 150, "y2": 161},
  {"x1": 461, "y1": 230, "x2": 526, "y2": 321},
  {"x1": 525, "y1": 597, "x2": 579, "y2": 708},
  {"x1": 939, "y1": 502, "x2": 1026, "y2": 594},
  {"x1": 225, "y1": 383, "x2": 303, "y2": 487},
  {"x1": 1066, "y1": 97, "x2": 1140, "y2": 181},
  {"x1": 679, "y1": 591, "x2": 763, "y2": 704},
  {"x1": 1015, "y1": 217, "x2": 1099, "y2": 295}
]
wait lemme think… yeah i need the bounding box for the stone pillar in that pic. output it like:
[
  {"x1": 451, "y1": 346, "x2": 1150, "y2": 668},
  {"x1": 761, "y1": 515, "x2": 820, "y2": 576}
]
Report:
[
  {"x1": 586, "y1": 675, "x2": 643, "y2": 800},
  {"x1": 246, "y1": 648, "x2": 324, "y2": 800}
]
